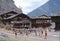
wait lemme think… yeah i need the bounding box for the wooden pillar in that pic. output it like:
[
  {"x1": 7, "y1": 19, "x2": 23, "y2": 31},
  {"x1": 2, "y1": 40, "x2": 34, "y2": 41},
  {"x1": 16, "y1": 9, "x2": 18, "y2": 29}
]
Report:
[{"x1": 30, "y1": 22, "x2": 32, "y2": 28}]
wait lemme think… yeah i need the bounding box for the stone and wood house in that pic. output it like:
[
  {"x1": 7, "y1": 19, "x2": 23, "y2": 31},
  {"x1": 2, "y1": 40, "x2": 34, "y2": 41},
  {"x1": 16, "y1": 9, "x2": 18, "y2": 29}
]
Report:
[
  {"x1": 0, "y1": 11, "x2": 32, "y2": 30},
  {"x1": 0, "y1": 11, "x2": 60, "y2": 31},
  {"x1": 31, "y1": 15, "x2": 51, "y2": 29}
]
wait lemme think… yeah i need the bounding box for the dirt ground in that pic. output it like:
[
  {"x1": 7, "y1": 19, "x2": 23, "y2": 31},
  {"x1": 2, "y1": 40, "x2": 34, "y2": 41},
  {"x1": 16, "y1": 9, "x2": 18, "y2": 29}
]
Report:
[{"x1": 0, "y1": 28, "x2": 59, "y2": 41}]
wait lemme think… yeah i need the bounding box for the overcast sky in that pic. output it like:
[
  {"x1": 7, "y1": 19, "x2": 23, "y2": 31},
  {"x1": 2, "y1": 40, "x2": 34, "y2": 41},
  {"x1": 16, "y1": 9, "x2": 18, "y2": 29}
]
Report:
[{"x1": 13, "y1": 0, "x2": 49, "y2": 14}]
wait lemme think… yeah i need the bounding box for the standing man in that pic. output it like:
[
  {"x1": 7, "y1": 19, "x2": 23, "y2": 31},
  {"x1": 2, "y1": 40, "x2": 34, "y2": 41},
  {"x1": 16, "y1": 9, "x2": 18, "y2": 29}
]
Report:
[
  {"x1": 44, "y1": 28, "x2": 48, "y2": 39},
  {"x1": 14, "y1": 29, "x2": 17, "y2": 37}
]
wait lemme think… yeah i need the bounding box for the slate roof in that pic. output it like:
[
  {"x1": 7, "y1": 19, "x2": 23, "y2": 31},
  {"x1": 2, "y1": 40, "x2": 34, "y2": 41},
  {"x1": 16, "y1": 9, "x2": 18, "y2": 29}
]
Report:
[{"x1": 4, "y1": 13, "x2": 31, "y2": 20}]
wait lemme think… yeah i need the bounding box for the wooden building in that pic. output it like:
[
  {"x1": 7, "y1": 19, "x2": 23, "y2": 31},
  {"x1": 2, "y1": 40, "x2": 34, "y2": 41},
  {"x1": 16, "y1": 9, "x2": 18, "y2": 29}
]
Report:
[
  {"x1": 51, "y1": 14, "x2": 60, "y2": 31},
  {"x1": 0, "y1": 11, "x2": 51, "y2": 30},
  {"x1": 2, "y1": 13, "x2": 32, "y2": 29},
  {"x1": 0, "y1": 11, "x2": 18, "y2": 24},
  {"x1": 9, "y1": 14, "x2": 31, "y2": 29},
  {"x1": 31, "y1": 15, "x2": 51, "y2": 28},
  {"x1": 0, "y1": 11, "x2": 22, "y2": 29}
]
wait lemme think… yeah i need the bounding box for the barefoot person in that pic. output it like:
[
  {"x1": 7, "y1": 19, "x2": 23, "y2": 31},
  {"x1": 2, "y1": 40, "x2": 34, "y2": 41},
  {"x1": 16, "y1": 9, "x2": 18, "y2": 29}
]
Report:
[
  {"x1": 39, "y1": 28, "x2": 43, "y2": 37},
  {"x1": 45, "y1": 30, "x2": 47, "y2": 39},
  {"x1": 15, "y1": 31, "x2": 17, "y2": 37},
  {"x1": 14, "y1": 29, "x2": 17, "y2": 37}
]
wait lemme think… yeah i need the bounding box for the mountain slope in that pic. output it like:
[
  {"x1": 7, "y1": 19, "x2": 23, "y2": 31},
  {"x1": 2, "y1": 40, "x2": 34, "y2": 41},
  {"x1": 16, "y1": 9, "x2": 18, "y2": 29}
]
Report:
[
  {"x1": 0, "y1": 0, "x2": 22, "y2": 15},
  {"x1": 27, "y1": 0, "x2": 60, "y2": 17}
]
